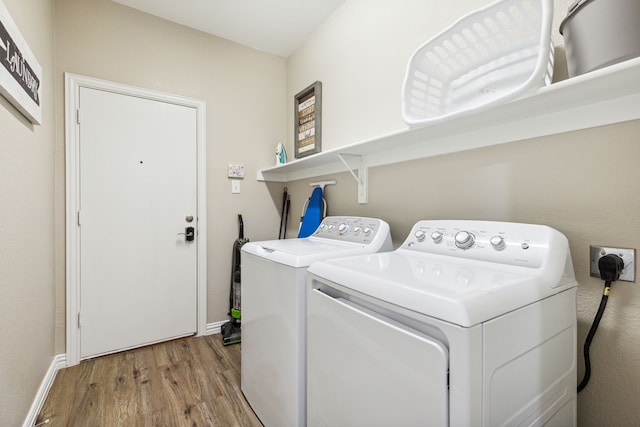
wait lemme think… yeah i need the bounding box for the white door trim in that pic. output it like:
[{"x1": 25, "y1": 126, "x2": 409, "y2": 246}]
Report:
[{"x1": 65, "y1": 73, "x2": 207, "y2": 366}]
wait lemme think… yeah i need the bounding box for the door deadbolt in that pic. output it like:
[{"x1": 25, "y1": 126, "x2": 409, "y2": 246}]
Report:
[
  {"x1": 178, "y1": 226, "x2": 195, "y2": 242},
  {"x1": 185, "y1": 215, "x2": 194, "y2": 223}
]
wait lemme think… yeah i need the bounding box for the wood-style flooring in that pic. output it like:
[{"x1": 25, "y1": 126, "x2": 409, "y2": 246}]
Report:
[{"x1": 36, "y1": 334, "x2": 263, "y2": 427}]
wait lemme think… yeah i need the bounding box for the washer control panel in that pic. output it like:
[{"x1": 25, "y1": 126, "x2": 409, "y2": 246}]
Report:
[
  {"x1": 402, "y1": 220, "x2": 564, "y2": 268},
  {"x1": 313, "y1": 216, "x2": 390, "y2": 246}
]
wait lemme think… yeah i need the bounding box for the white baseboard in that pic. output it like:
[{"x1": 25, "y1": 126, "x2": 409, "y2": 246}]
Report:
[
  {"x1": 22, "y1": 354, "x2": 66, "y2": 427},
  {"x1": 206, "y1": 320, "x2": 228, "y2": 335}
]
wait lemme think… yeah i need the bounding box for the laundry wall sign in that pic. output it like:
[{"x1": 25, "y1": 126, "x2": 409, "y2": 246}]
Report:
[{"x1": 0, "y1": 0, "x2": 42, "y2": 124}]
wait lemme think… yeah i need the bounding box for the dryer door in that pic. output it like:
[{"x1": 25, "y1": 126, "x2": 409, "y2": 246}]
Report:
[{"x1": 307, "y1": 288, "x2": 449, "y2": 427}]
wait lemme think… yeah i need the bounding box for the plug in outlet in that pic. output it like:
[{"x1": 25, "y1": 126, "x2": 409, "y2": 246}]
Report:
[{"x1": 590, "y1": 246, "x2": 635, "y2": 282}]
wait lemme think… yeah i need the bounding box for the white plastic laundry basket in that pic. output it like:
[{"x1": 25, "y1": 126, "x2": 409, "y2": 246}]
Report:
[{"x1": 401, "y1": 0, "x2": 554, "y2": 127}]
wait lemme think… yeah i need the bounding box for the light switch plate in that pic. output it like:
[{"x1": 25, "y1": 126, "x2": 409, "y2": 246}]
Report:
[
  {"x1": 590, "y1": 245, "x2": 635, "y2": 282},
  {"x1": 231, "y1": 180, "x2": 241, "y2": 194}
]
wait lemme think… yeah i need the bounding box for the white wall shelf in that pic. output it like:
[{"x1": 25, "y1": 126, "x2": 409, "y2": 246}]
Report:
[{"x1": 258, "y1": 57, "x2": 640, "y2": 202}]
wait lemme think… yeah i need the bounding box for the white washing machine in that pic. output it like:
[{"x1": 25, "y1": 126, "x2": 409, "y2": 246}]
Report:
[
  {"x1": 307, "y1": 220, "x2": 577, "y2": 427},
  {"x1": 241, "y1": 216, "x2": 392, "y2": 427}
]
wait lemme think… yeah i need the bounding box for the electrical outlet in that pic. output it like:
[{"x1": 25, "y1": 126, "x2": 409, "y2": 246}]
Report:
[{"x1": 590, "y1": 246, "x2": 635, "y2": 282}]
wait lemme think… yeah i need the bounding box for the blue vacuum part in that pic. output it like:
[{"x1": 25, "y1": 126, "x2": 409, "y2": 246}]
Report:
[{"x1": 298, "y1": 187, "x2": 323, "y2": 238}]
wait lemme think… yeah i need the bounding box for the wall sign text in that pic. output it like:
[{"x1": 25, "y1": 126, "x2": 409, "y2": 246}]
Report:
[{"x1": 0, "y1": 0, "x2": 42, "y2": 124}]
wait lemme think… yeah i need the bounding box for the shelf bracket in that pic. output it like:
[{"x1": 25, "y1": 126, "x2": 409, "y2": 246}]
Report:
[{"x1": 337, "y1": 153, "x2": 368, "y2": 204}]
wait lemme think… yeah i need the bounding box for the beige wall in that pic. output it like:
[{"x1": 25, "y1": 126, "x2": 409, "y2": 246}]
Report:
[
  {"x1": 285, "y1": 1, "x2": 640, "y2": 426},
  {"x1": 0, "y1": 0, "x2": 55, "y2": 424},
  {"x1": 53, "y1": 0, "x2": 287, "y2": 354},
  {"x1": 3, "y1": 0, "x2": 637, "y2": 424}
]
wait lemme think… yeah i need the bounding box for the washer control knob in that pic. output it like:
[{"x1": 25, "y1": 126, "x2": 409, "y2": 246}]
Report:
[
  {"x1": 455, "y1": 231, "x2": 475, "y2": 249},
  {"x1": 415, "y1": 230, "x2": 426, "y2": 242},
  {"x1": 431, "y1": 231, "x2": 443, "y2": 243},
  {"x1": 353, "y1": 226, "x2": 362, "y2": 235},
  {"x1": 490, "y1": 235, "x2": 506, "y2": 250},
  {"x1": 363, "y1": 227, "x2": 373, "y2": 236},
  {"x1": 327, "y1": 224, "x2": 335, "y2": 231},
  {"x1": 338, "y1": 223, "x2": 349, "y2": 235}
]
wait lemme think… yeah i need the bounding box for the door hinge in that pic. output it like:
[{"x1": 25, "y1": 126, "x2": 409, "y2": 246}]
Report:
[
  {"x1": 76, "y1": 108, "x2": 80, "y2": 125},
  {"x1": 77, "y1": 312, "x2": 81, "y2": 328},
  {"x1": 77, "y1": 211, "x2": 81, "y2": 226}
]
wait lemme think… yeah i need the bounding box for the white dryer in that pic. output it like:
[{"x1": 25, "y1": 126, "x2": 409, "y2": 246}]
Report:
[
  {"x1": 307, "y1": 220, "x2": 577, "y2": 427},
  {"x1": 241, "y1": 216, "x2": 392, "y2": 427}
]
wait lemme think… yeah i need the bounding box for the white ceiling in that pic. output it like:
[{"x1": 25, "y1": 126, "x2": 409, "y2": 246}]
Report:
[{"x1": 111, "y1": 0, "x2": 346, "y2": 58}]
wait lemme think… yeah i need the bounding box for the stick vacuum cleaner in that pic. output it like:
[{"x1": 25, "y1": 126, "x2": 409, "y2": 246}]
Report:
[{"x1": 221, "y1": 214, "x2": 249, "y2": 345}]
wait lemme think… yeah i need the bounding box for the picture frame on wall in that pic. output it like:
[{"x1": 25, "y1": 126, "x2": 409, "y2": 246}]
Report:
[{"x1": 294, "y1": 81, "x2": 321, "y2": 159}]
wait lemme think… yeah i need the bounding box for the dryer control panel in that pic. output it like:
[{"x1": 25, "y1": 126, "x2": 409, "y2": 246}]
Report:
[
  {"x1": 401, "y1": 220, "x2": 570, "y2": 269},
  {"x1": 312, "y1": 216, "x2": 392, "y2": 249}
]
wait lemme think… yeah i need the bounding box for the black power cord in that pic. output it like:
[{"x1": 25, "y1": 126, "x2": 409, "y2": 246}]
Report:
[{"x1": 577, "y1": 254, "x2": 624, "y2": 393}]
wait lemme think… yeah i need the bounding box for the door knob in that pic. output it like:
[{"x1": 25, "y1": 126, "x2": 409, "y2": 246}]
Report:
[{"x1": 178, "y1": 226, "x2": 195, "y2": 242}]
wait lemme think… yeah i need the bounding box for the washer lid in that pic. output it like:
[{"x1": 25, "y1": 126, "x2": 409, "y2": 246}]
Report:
[
  {"x1": 242, "y1": 238, "x2": 371, "y2": 268},
  {"x1": 307, "y1": 249, "x2": 577, "y2": 327},
  {"x1": 242, "y1": 216, "x2": 392, "y2": 268}
]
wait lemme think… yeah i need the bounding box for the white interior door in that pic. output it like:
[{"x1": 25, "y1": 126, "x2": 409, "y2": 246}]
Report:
[{"x1": 78, "y1": 86, "x2": 197, "y2": 359}]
